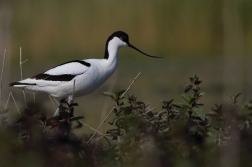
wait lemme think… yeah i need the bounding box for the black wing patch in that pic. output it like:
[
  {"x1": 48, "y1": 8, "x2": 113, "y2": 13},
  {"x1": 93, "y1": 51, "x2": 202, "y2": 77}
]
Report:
[
  {"x1": 9, "y1": 82, "x2": 36, "y2": 86},
  {"x1": 31, "y1": 74, "x2": 77, "y2": 81}
]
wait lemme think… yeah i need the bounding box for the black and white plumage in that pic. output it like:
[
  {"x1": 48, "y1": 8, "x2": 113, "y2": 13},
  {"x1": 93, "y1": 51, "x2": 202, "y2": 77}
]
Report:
[{"x1": 9, "y1": 31, "x2": 161, "y2": 99}]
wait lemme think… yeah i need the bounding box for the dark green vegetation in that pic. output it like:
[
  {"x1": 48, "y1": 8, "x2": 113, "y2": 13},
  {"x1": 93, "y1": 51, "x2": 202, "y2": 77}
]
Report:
[{"x1": 0, "y1": 76, "x2": 252, "y2": 167}]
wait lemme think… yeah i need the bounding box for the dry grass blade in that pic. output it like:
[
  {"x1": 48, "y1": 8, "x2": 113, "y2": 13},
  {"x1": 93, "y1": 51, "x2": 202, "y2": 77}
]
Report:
[
  {"x1": 52, "y1": 97, "x2": 59, "y2": 105},
  {"x1": 145, "y1": 107, "x2": 156, "y2": 113},
  {"x1": 5, "y1": 92, "x2": 21, "y2": 116},
  {"x1": 4, "y1": 92, "x2": 11, "y2": 110},
  {"x1": 87, "y1": 72, "x2": 141, "y2": 144},
  {"x1": 10, "y1": 92, "x2": 21, "y2": 116},
  {"x1": 19, "y1": 47, "x2": 28, "y2": 108},
  {"x1": 0, "y1": 48, "x2": 6, "y2": 106},
  {"x1": 72, "y1": 79, "x2": 75, "y2": 101},
  {"x1": 22, "y1": 90, "x2": 27, "y2": 108},
  {"x1": 80, "y1": 120, "x2": 112, "y2": 139},
  {"x1": 48, "y1": 95, "x2": 57, "y2": 109}
]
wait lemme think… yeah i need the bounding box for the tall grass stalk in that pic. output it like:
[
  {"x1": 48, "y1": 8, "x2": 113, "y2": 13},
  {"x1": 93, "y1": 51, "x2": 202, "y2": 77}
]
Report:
[
  {"x1": 19, "y1": 47, "x2": 28, "y2": 108},
  {"x1": 0, "y1": 48, "x2": 6, "y2": 106},
  {"x1": 4, "y1": 92, "x2": 21, "y2": 116}
]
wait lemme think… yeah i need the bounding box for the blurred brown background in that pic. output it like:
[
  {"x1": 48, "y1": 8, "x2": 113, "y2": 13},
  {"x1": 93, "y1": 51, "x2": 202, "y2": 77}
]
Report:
[{"x1": 0, "y1": 1, "x2": 252, "y2": 131}]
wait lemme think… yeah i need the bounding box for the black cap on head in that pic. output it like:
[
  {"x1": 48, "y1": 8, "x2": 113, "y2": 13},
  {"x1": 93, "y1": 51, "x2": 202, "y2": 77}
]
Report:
[
  {"x1": 105, "y1": 31, "x2": 162, "y2": 59},
  {"x1": 112, "y1": 31, "x2": 129, "y2": 44}
]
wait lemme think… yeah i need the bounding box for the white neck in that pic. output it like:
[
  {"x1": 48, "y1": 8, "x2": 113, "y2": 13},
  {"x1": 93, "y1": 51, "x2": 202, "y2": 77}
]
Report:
[
  {"x1": 107, "y1": 42, "x2": 119, "y2": 61},
  {"x1": 100, "y1": 43, "x2": 118, "y2": 74},
  {"x1": 103, "y1": 37, "x2": 127, "y2": 66},
  {"x1": 105, "y1": 38, "x2": 125, "y2": 63}
]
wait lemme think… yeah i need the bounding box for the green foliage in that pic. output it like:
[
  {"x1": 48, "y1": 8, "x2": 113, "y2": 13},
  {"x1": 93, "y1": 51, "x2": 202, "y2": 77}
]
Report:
[
  {"x1": 102, "y1": 90, "x2": 126, "y2": 104},
  {"x1": 1, "y1": 76, "x2": 252, "y2": 167}
]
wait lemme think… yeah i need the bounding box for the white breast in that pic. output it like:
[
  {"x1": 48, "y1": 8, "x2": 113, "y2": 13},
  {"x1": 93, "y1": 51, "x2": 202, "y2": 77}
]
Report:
[{"x1": 73, "y1": 58, "x2": 118, "y2": 97}]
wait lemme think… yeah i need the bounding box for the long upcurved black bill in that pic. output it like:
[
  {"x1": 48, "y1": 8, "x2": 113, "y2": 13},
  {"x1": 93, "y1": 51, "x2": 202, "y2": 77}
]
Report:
[{"x1": 128, "y1": 43, "x2": 162, "y2": 58}]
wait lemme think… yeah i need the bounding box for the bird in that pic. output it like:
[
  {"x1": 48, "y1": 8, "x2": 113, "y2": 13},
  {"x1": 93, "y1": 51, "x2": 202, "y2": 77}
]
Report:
[{"x1": 9, "y1": 31, "x2": 161, "y2": 102}]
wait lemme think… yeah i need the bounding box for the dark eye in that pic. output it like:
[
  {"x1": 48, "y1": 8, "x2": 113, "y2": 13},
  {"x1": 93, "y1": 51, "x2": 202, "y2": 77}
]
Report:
[{"x1": 120, "y1": 36, "x2": 125, "y2": 40}]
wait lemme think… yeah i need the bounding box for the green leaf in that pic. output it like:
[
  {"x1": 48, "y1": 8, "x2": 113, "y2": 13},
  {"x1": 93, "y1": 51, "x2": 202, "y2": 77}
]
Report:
[
  {"x1": 112, "y1": 94, "x2": 118, "y2": 101},
  {"x1": 106, "y1": 129, "x2": 120, "y2": 140},
  {"x1": 194, "y1": 79, "x2": 202, "y2": 85},
  {"x1": 117, "y1": 90, "x2": 126, "y2": 97},
  {"x1": 102, "y1": 92, "x2": 114, "y2": 97},
  {"x1": 161, "y1": 100, "x2": 173, "y2": 110},
  {"x1": 112, "y1": 116, "x2": 120, "y2": 125},
  {"x1": 111, "y1": 116, "x2": 125, "y2": 127},
  {"x1": 124, "y1": 107, "x2": 132, "y2": 116},
  {"x1": 113, "y1": 108, "x2": 118, "y2": 114},
  {"x1": 115, "y1": 118, "x2": 125, "y2": 128},
  {"x1": 194, "y1": 108, "x2": 205, "y2": 121},
  {"x1": 179, "y1": 104, "x2": 190, "y2": 115},
  {"x1": 228, "y1": 93, "x2": 242, "y2": 105},
  {"x1": 243, "y1": 100, "x2": 252, "y2": 110},
  {"x1": 102, "y1": 91, "x2": 114, "y2": 96},
  {"x1": 167, "y1": 99, "x2": 174, "y2": 104},
  {"x1": 189, "y1": 77, "x2": 194, "y2": 83},
  {"x1": 102, "y1": 91, "x2": 115, "y2": 98},
  {"x1": 234, "y1": 93, "x2": 242, "y2": 103},
  {"x1": 211, "y1": 104, "x2": 223, "y2": 113},
  {"x1": 199, "y1": 92, "x2": 205, "y2": 97},
  {"x1": 172, "y1": 103, "x2": 183, "y2": 108},
  {"x1": 120, "y1": 98, "x2": 128, "y2": 105},
  {"x1": 184, "y1": 85, "x2": 192, "y2": 93},
  {"x1": 181, "y1": 94, "x2": 195, "y2": 104}
]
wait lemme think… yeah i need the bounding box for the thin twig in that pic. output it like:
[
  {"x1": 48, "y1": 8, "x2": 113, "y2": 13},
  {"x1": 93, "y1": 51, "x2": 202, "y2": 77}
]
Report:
[
  {"x1": 52, "y1": 96, "x2": 59, "y2": 105},
  {"x1": 145, "y1": 107, "x2": 157, "y2": 113},
  {"x1": 22, "y1": 90, "x2": 27, "y2": 108},
  {"x1": 4, "y1": 92, "x2": 11, "y2": 109},
  {"x1": 79, "y1": 120, "x2": 112, "y2": 146},
  {"x1": 79, "y1": 120, "x2": 112, "y2": 139},
  {"x1": 122, "y1": 72, "x2": 141, "y2": 97},
  {"x1": 10, "y1": 92, "x2": 21, "y2": 116},
  {"x1": 0, "y1": 48, "x2": 6, "y2": 106},
  {"x1": 87, "y1": 72, "x2": 141, "y2": 144},
  {"x1": 72, "y1": 79, "x2": 75, "y2": 102},
  {"x1": 94, "y1": 135, "x2": 105, "y2": 142},
  {"x1": 21, "y1": 59, "x2": 28, "y2": 64},
  {"x1": 19, "y1": 47, "x2": 27, "y2": 108}
]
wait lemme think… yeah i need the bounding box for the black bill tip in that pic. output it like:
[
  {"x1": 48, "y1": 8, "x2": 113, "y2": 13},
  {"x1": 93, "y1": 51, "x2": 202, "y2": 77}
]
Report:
[{"x1": 128, "y1": 43, "x2": 162, "y2": 58}]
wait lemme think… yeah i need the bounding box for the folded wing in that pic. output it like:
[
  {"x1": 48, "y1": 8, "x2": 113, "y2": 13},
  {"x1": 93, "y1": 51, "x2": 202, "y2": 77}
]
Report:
[{"x1": 10, "y1": 60, "x2": 91, "y2": 87}]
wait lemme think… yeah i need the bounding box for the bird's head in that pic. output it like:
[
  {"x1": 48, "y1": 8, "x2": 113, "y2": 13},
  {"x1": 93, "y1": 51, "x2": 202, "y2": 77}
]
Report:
[{"x1": 105, "y1": 31, "x2": 162, "y2": 58}]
